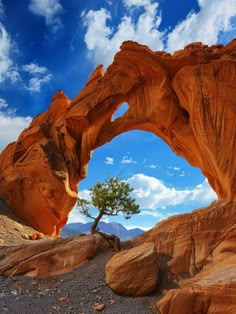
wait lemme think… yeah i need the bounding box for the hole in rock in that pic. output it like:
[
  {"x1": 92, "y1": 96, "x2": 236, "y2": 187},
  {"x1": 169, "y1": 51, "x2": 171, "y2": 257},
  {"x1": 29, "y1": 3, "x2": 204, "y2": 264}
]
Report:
[
  {"x1": 65, "y1": 130, "x2": 216, "y2": 238},
  {"x1": 111, "y1": 102, "x2": 129, "y2": 122}
]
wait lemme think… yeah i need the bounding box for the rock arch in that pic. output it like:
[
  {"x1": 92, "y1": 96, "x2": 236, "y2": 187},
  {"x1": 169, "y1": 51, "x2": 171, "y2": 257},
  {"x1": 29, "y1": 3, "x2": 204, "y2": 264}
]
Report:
[{"x1": 0, "y1": 40, "x2": 236, "y2": 235}]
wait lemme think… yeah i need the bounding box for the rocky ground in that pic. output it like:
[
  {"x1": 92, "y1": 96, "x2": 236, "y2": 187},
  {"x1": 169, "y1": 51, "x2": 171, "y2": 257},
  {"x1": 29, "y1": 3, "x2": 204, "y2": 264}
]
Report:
[
  {"x1": 0, "y1": 202, "x2": 164, "y2": 313},
  {"x1": 0, "y1": 250, "x2": 162, "y2": 314}
]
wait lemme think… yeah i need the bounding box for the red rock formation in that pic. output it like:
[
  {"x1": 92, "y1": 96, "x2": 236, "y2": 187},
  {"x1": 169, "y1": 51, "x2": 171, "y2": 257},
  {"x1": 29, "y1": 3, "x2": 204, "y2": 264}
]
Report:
[
  {"x1": 1, "y1": 40, "x2": 236, "y2": 235},
  {"x1": 155, "y1": 217, "x2": 236, "y2": 313},
  {"x1": 0, "y1": 234, "x2": 108, "y2": 277},
  {"x1": 105, "y1": 242, "x2": 159, "y2": 296},
  {"x1": 0, "y1": 40, "x2": 236, "y2": 313}
]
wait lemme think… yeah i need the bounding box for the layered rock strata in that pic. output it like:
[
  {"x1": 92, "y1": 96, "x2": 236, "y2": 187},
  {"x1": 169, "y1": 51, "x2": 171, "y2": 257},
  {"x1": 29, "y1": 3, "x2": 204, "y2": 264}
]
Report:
[
  {"x1": 0, "y1": 40, "x2": 236, "y2": 235},
  {"x1": 0, "y1": 234, "x2": 108, "y2": 277}
]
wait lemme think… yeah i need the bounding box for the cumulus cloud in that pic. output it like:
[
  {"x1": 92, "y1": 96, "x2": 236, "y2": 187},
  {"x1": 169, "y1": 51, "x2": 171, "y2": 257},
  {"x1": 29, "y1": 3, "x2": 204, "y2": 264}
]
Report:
[
  {"x1": 26, "y1": 74, "x2": 52, "y2": 92},
  {"x1": 0, "y1": 97, "x2": 8, "y2": 109},
  {"x1": 127, "y1": 173, "x2": 217, "y2": 209},
  {"x1": 28, "y1": 0, "x2": 63, "y2": 32},
  {"x1": 82, "y1": 0, "x2": 236, "y2": 67},
  {"x1": 0, "y1": 101, "x2": 32, "y2": 152},
  {"x1": 67, "y1": 206, "x2": 88, "y2": 224},
  {"x1": 22, "y1": 62, "x2": 52, "y2": 92},
  {"x1": 22, "y1": 63, "x2": 48, "y2": 75},
  {"x1": 105, "y1": 157, "x2": 114, "y2": 165},
  {"x1": 78, "y1": 173, "x2": 217, "y2": 213},
  {"x1": 167, "y1": 0, "x2": 236, "y2": 52},
  {"x1": 123, "y1": 0, "x2": 151, "y2": 8},
  {"x1": 0, "y1": 24, "x2": 50, "y2": 91},
  {"x1": 0, "y1": 22, "x2": 12, "y2": 82},
  {"x1": 82, "y1": 0, "x2": 163, "y2": 67}
]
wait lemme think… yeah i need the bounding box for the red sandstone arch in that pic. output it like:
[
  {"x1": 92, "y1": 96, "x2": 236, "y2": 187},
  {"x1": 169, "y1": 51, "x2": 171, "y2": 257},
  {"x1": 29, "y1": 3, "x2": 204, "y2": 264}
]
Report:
[{"x1": 0, "y1": 40, "x2": 236, "y2": 235}]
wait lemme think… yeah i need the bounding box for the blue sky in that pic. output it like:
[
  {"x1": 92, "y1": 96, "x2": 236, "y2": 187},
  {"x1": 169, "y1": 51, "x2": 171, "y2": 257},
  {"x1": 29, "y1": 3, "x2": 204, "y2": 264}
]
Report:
[{"x1": 0, "y1": 0, "x2": 236, "y2": 230}]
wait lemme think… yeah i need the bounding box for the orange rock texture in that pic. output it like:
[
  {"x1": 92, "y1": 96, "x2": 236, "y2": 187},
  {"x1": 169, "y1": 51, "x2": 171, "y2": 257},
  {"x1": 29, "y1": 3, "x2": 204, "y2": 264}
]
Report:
[
  {"x1": 129, "y1": 200, "x2": 236, "y2": 312},
  {"x1": 105, "y1": 242, "x2": 159, "y2": 296},
  {"x1": 1, "y1": 40, "x2": 236, "y2": 235},
  {"x1": 0, "y1": 234, "x2": 108, "y2": 277},
  {"x1": 0, "y1": 39, "x2": 236, "y2": 312}
]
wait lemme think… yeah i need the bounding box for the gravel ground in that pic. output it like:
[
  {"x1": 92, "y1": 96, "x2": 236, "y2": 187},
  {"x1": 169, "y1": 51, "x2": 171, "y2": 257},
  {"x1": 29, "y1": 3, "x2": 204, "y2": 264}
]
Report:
[{"x1": 0, "y1": 250, "x2": 161, "y2": 314}]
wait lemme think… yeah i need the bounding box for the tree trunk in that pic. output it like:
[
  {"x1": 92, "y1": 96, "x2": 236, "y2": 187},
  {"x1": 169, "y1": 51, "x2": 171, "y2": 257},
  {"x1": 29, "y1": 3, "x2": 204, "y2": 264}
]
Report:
[
  {"x1": 90, "y1": 211, "x2": 121, "y2": 251},
  {"x1": 91, "y1": 210, "x2": 104, "y2": 234}
]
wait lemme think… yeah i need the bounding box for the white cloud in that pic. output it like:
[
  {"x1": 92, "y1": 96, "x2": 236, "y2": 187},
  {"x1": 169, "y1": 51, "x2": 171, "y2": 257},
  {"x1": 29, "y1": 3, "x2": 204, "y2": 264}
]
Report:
[
  {"x1": 0, "y1": 24, "x2": 50, "y2": 90},
  {"x1": 167, "y1": 0, "x2": 236, "y2": 52},
  {"x1": 124, "y1": 224, "x2": 151, "y2": 231},
  {"x1": 28, "y1": 0, "x2": 63, "y2": 32},
  {"x1": 121, "y1": 155, "x2": 137, "y2": 164},
  {"x1": 105, "y1": 157, "x2": 114, "y2": 165},
  {"x1": 77, "y1": 173, "x2": 217, "y2": 214},
  {"x1": 127, "y1": 173, "x2": 217, "y2": 209},
  {"x1": 0, "y1": 106, "x2": 32, "y2": 152},
  {"x1": 173, "y1": 167, "x2": 181, "y2": 171},
  {"x1": 78, "y1": 189, "x2": 91, "y2": 201},
  {"x1": 22, "y1": 63, "x2": 48, "y2": 75},
  {"x1": 26, "y1": 74, "x2": 52, "y2": 92},
  {"x1": 148, "y1": 164, "x2": 156, "y2": 169},
  {"x1": 82, "y1": 0, "x2": 163, "y2": 67},
  {"x1": 0, "y1": 97, "x2": 8, "y2": 109},
  {"x1": 123, "y1": 0, "x2": 150, "y2": 8},
  {"x1": 6, "y1": 69, "x2": 21, "y2": 84},
  {"x1": 0, "y1": 22, "x2": 12, "y2": 82},
  {"x1": 67, "y1": 205, "x2": 88, "y2": 224},
  {"x1": 22, "y1": 63, "x2": 52, "y2": 92},
  {"x1": 82, "y1": 0, "x2": 236, "y2": 67},
  {"x1": 139, "y1": 210, "x2": 178, "y2": 222}
]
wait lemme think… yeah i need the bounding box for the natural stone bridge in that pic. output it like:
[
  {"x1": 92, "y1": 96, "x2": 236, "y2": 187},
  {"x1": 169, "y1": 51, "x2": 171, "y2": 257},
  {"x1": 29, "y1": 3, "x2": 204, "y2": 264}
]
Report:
[{"x1": 0, "y1": 39, "x2": 236, "y2": 236}]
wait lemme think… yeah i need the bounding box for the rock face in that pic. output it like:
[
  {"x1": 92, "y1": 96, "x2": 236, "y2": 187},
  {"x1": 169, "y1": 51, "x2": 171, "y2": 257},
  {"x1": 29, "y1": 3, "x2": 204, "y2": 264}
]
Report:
[
  {"x1": 129, "y1": 200, "x2": 236, "y2": 313},
  {"x1": 0, "y1": 234, "x2": 108, "y2": 277},
  {"x1": 1, "y1": 40, "x2": 236, "y2": 235},
  {"x1": 105, "y1": 242, "x2": 159, "y2": 296},
  {"x1": 0, "y1": 40, "x2": 235, "y2": 312}
]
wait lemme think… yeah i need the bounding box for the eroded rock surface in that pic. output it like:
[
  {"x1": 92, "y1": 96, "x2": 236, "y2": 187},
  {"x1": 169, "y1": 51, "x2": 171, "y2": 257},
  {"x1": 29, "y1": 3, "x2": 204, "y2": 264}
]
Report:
[
  {"x1": 129, "y1": 200, "x2": 236, "y2": 313},
  {"x1": 0, "y1": 40, "x2": 236, "y2": 235},
  {"x1": 0, "y1": 40, "x2": 236, "y2": 312},
  {"x1": 105, "y1": 242, "x2": 159, "y2": 296},
  {"x1": 0, "y1": 234, "x2": 108, "y2": 277}
]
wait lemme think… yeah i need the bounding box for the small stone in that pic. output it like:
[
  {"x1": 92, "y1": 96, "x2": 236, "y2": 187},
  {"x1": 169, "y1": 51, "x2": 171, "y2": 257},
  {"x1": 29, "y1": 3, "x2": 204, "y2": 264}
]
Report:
[
  {"x1": 21, "y1": 234, "x2": 29, "y2": 240},
  {"x1": 92, "y1": 289, "x2": 98, "y2": 293},
  {"x1": 93, "y1": 303, "x2": 105, "y2": 311},
  {"x1": 110, "y1": 300, "x2": 115, "y2": 305},
  {"x1": 57, "y1": 297, "x2": 68, "y2": 302}
]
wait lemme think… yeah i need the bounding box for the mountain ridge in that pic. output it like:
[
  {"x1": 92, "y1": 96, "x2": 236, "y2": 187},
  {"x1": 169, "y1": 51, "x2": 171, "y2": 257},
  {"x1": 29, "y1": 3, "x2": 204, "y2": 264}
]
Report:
[{"x1": 61, "y1": 221, "x2": 144, "y2": 240}]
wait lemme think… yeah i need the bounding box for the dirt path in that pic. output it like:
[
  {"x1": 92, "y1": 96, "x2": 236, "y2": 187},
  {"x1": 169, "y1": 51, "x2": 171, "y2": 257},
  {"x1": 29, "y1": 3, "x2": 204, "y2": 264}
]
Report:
[{"x1": 0, "y1": 250, "x2": 161, "y2": 314}]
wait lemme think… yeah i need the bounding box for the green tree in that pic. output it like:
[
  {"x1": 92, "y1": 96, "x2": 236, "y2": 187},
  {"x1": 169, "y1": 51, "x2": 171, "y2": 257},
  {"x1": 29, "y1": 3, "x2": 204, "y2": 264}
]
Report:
[{"x1": 77, "y1": 177, "x2": 140, "y2": 250}]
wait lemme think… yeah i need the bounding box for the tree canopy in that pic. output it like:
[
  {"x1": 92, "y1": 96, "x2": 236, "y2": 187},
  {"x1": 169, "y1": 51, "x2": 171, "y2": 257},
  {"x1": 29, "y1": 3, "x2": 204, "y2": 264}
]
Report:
[{"x1": 77, "y1": 177, "x2": 140, "y2": 248}]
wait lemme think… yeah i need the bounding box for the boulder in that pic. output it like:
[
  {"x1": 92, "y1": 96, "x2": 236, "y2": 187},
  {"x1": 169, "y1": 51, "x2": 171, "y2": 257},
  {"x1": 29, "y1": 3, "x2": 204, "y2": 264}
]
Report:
[
  {"x1": 0, "y1": 234, "x2": 108, "y2": 277},
  {"x1": 129, "y1": 200, "x2": 236, "y2": 313},
  {"x1": 105, "y1": 242, "x2": 159, "y2": 296}
]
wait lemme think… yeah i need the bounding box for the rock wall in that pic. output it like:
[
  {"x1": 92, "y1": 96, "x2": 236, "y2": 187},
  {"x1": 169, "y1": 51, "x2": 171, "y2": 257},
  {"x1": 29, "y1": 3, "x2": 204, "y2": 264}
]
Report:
[
  {"x1": 103, "y1": 200, "x2": 235, "y2": 313},
  {"x1": 0, "y1": 40, "x2": 236, "y2": 235}
]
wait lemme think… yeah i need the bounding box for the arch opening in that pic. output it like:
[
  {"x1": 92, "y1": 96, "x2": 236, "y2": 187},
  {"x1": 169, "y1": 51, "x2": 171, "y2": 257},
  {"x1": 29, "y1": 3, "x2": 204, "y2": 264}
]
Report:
[{"x1": 66, "y1": 130, "x2": 216, "y2": 236}]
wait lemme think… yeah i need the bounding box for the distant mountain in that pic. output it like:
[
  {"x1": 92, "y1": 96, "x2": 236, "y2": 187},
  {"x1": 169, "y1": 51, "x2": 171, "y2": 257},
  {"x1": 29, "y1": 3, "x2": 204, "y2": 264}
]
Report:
[{"x1": 61, "y1": 221, "x2": 144, "y2": 241}]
